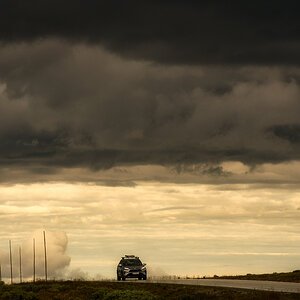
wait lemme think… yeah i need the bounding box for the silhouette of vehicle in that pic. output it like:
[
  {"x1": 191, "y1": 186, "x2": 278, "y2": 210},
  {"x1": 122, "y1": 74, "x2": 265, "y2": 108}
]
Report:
[{"x1": 117, "y1": 255, "x2": 147, "y2": 281}]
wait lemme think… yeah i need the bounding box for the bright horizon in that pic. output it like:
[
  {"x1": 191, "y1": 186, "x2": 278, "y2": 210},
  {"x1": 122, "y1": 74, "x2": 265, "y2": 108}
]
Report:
[{"x1": 1, "y1": 162, "x2": 300, "y2": 280}]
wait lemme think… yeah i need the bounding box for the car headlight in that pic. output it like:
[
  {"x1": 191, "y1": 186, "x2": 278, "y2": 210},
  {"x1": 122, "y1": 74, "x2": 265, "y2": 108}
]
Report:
[{"x1": 141, "y1": 266, "x2": 146, "y2": 271}]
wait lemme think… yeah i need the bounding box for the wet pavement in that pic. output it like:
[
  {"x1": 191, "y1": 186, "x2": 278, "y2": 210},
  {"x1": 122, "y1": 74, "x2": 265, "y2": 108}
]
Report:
[{"x1": 147, "y1": 279, "x2": 300, "y2": 293}]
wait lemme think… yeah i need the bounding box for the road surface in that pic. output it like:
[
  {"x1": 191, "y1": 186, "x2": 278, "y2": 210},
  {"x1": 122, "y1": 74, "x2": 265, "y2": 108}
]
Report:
[{"x1": 145, "y1": 279, "x2": 300, "y2": 293}]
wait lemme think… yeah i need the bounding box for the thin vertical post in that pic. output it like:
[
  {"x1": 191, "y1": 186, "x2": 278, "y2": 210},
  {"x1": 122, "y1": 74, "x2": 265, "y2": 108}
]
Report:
[
  {"x1": 43, "y1": 231, "x2": 48, "y2": 281},
  {"x1": 33, "y1": 238, "x2": 36, "y2": 282},
  {"x1": 19, "y1": 246, "x2": 22, "y2": 283},
  {"x1": 9, "y1": 240, "x2": 13, "y2": 284},
  {"x1": 0, "y1": 263, "x2": 2, "y2": 282}
]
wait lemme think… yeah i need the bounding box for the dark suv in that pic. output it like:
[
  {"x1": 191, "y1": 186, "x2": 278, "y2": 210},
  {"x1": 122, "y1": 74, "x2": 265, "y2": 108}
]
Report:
[{"x1": 117, "y1": 255, "x2": 147, "y2": 280}]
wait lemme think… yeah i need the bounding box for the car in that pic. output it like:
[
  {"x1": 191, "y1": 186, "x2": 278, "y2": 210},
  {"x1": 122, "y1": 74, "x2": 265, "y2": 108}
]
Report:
[{"x1": 117, "y1": 255, "x2": 147, "y2": 281}]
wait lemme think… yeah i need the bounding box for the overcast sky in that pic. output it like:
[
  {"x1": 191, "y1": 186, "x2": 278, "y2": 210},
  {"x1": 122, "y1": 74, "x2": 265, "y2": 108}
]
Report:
[{"x1": 1, "y1": 0, "x2": 300, "y2": 279}]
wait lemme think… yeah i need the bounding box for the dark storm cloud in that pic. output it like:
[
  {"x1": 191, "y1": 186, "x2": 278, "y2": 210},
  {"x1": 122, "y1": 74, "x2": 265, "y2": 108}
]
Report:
[
  {"x1": 0, "y1": 40, "x2": 300, "y2": 178},
  {"x1": 0, "y1": 0, "x2": 300, "y2": 65},
  {"x1": 270, "y1": 124, "x2": 300, "y2": 143}
]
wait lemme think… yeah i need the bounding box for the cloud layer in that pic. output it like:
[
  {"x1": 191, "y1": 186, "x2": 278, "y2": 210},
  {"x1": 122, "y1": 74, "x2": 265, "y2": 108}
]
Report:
[
  {"x1": 0, "y1": 40, "x2": 300, "y2": 181},
  {"x1": 0, "y1": 1, "x2": 299, "y2": 65},
  {"x1": 1, "y1": 0, "x2": 300, "y2": 183}
]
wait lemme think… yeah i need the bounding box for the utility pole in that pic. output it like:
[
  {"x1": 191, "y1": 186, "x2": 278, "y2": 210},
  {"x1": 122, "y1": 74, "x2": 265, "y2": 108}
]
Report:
[
  {"x1": 9, "y1": 240, "x2": 13, "y2": 284},
  {"x1": 33, "y1": 238, "x2": 36, "y2": 282},
  {"x1": 19, "y1": 246, "x2": 22, "y2": 283},
  {"x1": 0, "y1": 262, "x2": 2, "y2": 282},
  {"x1": 43, "y1": 231, "x2": 48, "y2": 281}
]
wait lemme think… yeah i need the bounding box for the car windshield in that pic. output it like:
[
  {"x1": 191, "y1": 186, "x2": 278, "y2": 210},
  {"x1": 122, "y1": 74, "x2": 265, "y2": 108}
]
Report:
[{"x1": 122, "y1": 259, "x2": 142, "y2": 266}]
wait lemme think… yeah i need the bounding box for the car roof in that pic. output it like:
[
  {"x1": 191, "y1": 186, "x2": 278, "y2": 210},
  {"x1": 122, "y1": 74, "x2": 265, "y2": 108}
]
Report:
[{"x1": 122, "y1": 255, "x2": 139, "y2": 259}]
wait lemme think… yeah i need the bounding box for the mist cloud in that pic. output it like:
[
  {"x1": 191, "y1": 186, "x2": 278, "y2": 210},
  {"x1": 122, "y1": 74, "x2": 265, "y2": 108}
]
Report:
[{"x1": 0, "y1": 229, "x2": 70, "y2": 280}]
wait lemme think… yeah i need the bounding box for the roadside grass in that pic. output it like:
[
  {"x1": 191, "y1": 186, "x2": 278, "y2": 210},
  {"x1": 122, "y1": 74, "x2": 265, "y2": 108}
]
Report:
[
  {"x1": 0, "y1": 280, "x2": 299, "y2": 300},
  {"x1": 211, "y1": 270, "x2": 300, "y2": 283}
]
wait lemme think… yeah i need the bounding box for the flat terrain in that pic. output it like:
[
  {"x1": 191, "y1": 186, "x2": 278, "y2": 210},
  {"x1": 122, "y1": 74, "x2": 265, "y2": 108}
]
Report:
[
  {"x1": 210, "y1": 270, "x2": 300, "y2": 283},
  {"x1": 0, "y1": 281, "x2": 300, "y2": 300}
]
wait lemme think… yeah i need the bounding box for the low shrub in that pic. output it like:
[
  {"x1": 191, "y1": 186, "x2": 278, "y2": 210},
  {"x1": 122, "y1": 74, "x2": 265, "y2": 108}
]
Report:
[
  {"x1": 92, "y1": 288, "x2": 112, "y2": 299},
  {"x1": 1, "y1": 290, "x2": 38, "y2": 300},
  {"x1": 102, "y1": 289, "x2": 158, "y2": 300}
]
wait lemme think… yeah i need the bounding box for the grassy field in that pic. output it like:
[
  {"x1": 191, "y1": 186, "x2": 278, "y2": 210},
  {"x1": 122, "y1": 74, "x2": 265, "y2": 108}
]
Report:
[
  {"x1": 211, "y1": 270, "x2": 300, "y2": 283},
  {"x1": 0, "y1": 280, "x2": 299, "y2": 300}
]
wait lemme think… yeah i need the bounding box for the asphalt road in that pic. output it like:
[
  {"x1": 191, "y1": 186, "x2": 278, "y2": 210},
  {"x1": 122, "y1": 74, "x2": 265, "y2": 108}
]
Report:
[{"x1": 146, "y1": 279, "x2": 300, "y2": 293}]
